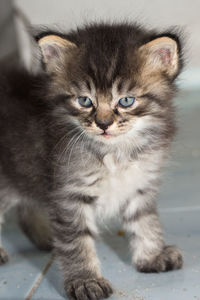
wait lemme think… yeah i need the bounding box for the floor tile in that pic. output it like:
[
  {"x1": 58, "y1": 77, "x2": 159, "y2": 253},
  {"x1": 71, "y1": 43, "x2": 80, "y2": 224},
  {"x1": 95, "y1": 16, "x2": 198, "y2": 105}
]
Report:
[{"x1": 0, "y1": 214, "x2": 51, "y2": 300}]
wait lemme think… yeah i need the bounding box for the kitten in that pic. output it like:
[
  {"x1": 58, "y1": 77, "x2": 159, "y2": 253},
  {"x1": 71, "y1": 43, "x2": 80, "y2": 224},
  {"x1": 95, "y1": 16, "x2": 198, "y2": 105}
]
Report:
[{"x1": 0, "y1": 22, "x2": 183, "y2": 300}]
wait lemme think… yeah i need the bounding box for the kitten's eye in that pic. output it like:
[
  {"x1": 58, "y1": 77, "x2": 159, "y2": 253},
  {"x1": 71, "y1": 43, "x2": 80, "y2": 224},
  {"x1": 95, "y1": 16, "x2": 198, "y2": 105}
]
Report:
[
  {"x1": 77, "y1": 97, "x2": 93, "y2": 108},
  {"x1": 119, "y1": 97, "x2": 135, "y2": 108}
]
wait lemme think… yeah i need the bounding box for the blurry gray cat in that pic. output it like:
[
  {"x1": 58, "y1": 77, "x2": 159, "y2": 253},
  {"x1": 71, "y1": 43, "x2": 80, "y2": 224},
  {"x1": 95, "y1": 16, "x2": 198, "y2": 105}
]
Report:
[{"x1": 0, "y1": 20, "x2": 183, "y2": 300}]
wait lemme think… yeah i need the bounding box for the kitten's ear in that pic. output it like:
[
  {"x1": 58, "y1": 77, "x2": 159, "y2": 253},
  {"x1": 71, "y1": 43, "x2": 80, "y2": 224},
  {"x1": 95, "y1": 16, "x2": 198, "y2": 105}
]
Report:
[
  {"x1": 38, "y1": 35, "x2": 77, "y2": 72},
  {"x1": 139, "y1": 37, "x2": 180, "y2": 77}
]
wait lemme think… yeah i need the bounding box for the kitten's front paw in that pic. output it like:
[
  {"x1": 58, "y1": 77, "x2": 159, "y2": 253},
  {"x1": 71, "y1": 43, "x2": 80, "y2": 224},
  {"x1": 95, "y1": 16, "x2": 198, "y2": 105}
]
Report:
[
  {"x1": 66, "y1": 277, "x2": 113, "y2": 300},
  {"x1": 136, "y1": 245, "x2": 183, "y2": 273},
  {"x1": 0, "y1": 247, "x2": 9, "y2": 265}
]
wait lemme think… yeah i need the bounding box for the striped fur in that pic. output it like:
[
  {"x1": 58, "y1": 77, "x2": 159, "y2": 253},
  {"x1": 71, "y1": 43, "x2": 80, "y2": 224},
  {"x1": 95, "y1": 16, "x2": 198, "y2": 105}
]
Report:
[{"x1": 0, "y1": 22, "x2": 184, "y2": 299}]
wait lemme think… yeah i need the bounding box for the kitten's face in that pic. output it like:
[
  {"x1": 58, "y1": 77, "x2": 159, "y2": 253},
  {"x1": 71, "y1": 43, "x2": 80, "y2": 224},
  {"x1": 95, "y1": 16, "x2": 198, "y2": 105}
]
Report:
[
  {"x1": 73, "y1": 86, "x2": 139, "y2": 140},
  {"x1": 56, "y1": 77, "x2": 162, "y2": 143},
  {"x1": 38, "y1": 27, "x2": 181, "y2": 146}
]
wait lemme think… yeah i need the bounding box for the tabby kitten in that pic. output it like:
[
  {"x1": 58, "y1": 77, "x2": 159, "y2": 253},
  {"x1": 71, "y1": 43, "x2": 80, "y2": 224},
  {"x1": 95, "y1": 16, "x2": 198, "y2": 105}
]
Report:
[{"x1": 0, "y1": 23, "x2": 183, "y2": 300}]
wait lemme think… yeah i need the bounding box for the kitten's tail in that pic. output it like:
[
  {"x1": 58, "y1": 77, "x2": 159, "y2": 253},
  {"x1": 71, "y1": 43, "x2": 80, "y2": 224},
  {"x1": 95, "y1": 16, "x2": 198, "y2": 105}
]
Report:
[{"x1": 18, "y1": 204, "x2": 53, "y2": 251}]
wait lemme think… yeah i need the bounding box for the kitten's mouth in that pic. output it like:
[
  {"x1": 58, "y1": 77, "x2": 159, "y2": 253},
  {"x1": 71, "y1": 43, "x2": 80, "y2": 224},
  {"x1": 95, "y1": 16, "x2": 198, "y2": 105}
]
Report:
[{"x1": 100, "y1": 131, "x2": 113, "y2": 138}]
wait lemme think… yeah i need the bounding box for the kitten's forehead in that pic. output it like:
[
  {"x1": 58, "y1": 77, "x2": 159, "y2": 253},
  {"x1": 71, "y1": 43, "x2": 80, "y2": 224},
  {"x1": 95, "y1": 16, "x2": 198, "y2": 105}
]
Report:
[
  {"x1": 87, "y1": 51, "x2": 123, "y2": 88},
  {"x1": 112, "y1": 78, "x2": 134, "y2": 96},
  {"x1": 63, "y1": 28, "x2": 143, "y2": 92},
  {"x1": 77, "y1": 52, "x2": 138, "y2": 94},
  {"x1": 76, "y1": 42, "x2": 136, "y2": 90},
  {"x1": 70, "y1": 76, "x2": 135, "y2": 105}
]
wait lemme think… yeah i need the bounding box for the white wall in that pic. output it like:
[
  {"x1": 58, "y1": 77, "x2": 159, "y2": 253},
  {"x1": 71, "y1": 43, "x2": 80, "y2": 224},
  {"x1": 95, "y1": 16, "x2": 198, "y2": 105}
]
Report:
[{"x1": 15, "y1": 0, "x2": 200, "y2": 69}]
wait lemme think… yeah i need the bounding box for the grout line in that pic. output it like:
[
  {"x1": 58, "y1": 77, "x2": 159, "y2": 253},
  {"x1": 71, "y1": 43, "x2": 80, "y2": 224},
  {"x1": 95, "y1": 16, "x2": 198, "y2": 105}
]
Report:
[{"x1": 25, "y1": 255, "x2": 54, "y2": 300}]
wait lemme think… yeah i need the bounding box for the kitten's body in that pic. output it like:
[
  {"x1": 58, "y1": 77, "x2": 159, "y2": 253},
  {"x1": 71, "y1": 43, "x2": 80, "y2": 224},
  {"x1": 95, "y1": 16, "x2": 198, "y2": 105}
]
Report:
[{"x1": 0, "y1": 23, "x2": 183, "y2": 299}]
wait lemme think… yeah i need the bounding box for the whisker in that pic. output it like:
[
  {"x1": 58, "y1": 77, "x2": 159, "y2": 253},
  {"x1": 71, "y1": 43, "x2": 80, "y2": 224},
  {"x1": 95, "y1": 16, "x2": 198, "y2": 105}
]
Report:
[
  {"x1": 66, "y1": 130, "x2": 86, "y2": 171},
  {"x1": 59, "y1": 130, "x2": 82, "y2": 164}
]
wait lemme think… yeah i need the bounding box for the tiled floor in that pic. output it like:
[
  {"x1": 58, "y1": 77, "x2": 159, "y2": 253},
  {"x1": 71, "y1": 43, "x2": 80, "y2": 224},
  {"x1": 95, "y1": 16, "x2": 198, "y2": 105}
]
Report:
[{"x1": 0, "y1": 89, "x2": 200, "y2": 300}]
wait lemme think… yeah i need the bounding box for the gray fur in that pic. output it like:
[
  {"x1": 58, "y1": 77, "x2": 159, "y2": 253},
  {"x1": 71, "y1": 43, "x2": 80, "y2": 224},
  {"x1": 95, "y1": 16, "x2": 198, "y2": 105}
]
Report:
[{"x1": 0, "y1": 22, "x2": 184, "y2": 300}]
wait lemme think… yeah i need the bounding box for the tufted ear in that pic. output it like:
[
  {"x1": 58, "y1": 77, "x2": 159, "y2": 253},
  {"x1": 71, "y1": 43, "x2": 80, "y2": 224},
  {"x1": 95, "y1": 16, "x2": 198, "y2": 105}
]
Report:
[
  {"x1": 139, "y1": 36, "x2": 179, "y2": 77},
  {"x1": 38, "y1": 35, "x2": 77, "y2": 73}
]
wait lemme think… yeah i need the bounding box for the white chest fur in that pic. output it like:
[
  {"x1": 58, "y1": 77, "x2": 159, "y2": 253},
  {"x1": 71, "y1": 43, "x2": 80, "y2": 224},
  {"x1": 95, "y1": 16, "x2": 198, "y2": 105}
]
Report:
[
  {"x1": 76, "y1": 150, "x2": 164, "y2": 222},
  {"x1": 90, "y1": 154, "x2": 146, "y2": 219},
  {"x1": 90, "y1": 149, "x2": 164, "y2": 220}
]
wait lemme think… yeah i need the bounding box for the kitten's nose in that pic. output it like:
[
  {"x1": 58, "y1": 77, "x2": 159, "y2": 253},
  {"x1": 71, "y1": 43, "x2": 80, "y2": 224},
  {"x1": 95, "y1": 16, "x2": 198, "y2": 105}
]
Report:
[{"x1": 95, "y1": 118, "x2": 114, "y2": 131}]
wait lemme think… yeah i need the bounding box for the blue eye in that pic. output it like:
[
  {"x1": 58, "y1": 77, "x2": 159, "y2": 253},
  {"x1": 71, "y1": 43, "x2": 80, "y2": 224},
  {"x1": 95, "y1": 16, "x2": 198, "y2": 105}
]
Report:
[
  {"x1": 77, "y1": 97, "x2": 93, "y2": 108},
  {"x1": 119, "y1": 97, "x2": 135, "y2": 108}
]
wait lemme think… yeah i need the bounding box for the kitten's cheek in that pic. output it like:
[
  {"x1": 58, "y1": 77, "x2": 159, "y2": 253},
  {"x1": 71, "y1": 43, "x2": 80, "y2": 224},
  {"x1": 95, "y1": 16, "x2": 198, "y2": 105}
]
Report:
[{"x1": 85, "y1": 123, "x2": 104, "y2": 135}]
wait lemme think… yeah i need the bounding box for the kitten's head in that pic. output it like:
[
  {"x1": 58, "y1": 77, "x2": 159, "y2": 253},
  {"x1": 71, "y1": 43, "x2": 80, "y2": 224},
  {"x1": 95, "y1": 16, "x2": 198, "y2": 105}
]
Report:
[{"x1": 37, "y1": 24, "x2": 183, "y2": 149}]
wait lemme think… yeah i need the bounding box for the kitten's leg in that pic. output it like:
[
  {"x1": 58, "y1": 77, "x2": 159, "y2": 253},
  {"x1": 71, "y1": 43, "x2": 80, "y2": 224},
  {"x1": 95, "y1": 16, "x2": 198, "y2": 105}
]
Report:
[
  {"x1": 18, "y1": 204, "x2": 52, "y2": 251},
  {"x1": 50, "y1": 195, "x2": 113, "y2": 300},
  {"x1": 0, "y1": 187, "x2": 16, "y2": 265},
  {"x1": 0, "y1": 215, "x2": 9, "y2": 264},
  {"x1": 0, "y1": 177, "x2": 20, "y2": 264},
  {"x1": 122, "y1": 190, "x2": 183, "y2": 272}
]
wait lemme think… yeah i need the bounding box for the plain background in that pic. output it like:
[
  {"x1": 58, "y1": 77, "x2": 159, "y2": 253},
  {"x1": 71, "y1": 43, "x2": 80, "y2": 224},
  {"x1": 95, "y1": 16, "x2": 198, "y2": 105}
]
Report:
[{"x1": 14, "y1": 0, "x2": 200, "y2": 69}]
